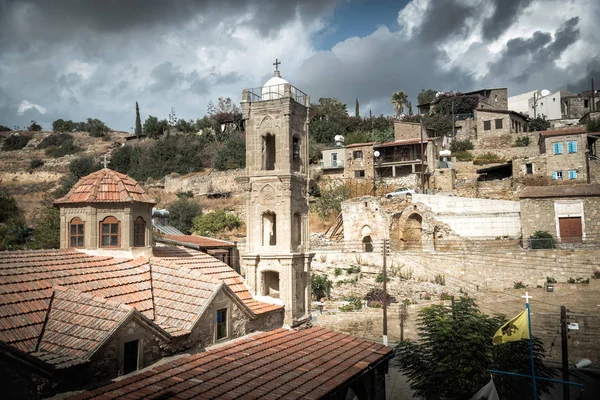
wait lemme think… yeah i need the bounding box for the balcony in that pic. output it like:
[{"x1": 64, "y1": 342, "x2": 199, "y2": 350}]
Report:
[
  {"x1": 242, "y1": 84, "x2": 308, "y2": 106},
  {"x1": 321, "y1": 159, "x2": 345, "y2": 169}
]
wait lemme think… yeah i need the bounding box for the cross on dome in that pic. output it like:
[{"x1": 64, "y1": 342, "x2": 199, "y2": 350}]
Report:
[{"x1": 273, "y1": 58, "x2": 281, "y2": 71}]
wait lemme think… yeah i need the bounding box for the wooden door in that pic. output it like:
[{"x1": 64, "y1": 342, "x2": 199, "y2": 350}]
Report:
[{"x1": 559, "y1": 217, "x2": 583, "y2": 243}]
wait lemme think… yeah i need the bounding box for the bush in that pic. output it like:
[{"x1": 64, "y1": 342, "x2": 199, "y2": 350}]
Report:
[
  {"x1": 2, "y1": 134, "x2": 31, "y2": 151},
  {"x1": 0, "y1": 124, "x2": 11, "y2": 132},
  {"x1": 515, "y1": 136, "x2": 531, "y2": 147},
  {"x1": 587, "y1": 118, "x2": 600, "y2": 133},
  {"x1": 84, "y1": 118, "x2": 110, "y2": 137},
  {"x1": 364, "y1": 288, "x2": 397, "y2": 304},
  {"x1": 529, "y1": 230, "x2": 555, "y2": 249},
  {"x1": 513, "y1": 281, "x2": 526, "y2": 289},
  {"x1": 593, "y1": 269, "x2": 600, "y2": 279},
  {"x1": 339, "y1": 296, "x2": 363, "y2": 312},
  {"x1": 29, "y1": 159, "x2": 45, "y2": 169},
  {"x1": 213, "y1": 133, "x2": 246, "y2": 170},
  {"x1": 311, "y1": 274, "x2": 333, "y2": 300},
  {"x1": 453, "y1": 151, "x2": 473, "y2": 161},
  {"x1": 167, "y1": 198, "x2": 202, "y2": 234},
  {"x1": 45, "y1": 143, "x2": 82, "y2": 158},
  {"x1": 346, "y1": 265, "x2": 361, "y2": 274},
  {"x1": 473, "y1": 152, "x2": 504, "y2": 165},
  {"x1": 529, "y1": 115, "x2": 551, "y2": 132},
  {"x1": 334, "y1": 267, "x2": 342, "y2": 276},
  {"x1": 28, "y1": 120, "x2": 42, "y2": 131},
  {"x1": 192, "y1": 209, "x2": 241, "y2": 236},
  {"x1": 0, "y1": 194, "x2": 27, "y2": 250},
  {"x1": 69, "y1": 156, "x2": 101, "y2": 180},
  {"x1": 440, "y1": 291, "x2": 452, "y2": 300},
  {"x1": 38, "y1": 133, "x2": 74, "y2": 149},
  {"x1": 312, "y1": 183, "x2": 350, "y2": 220},
  {"x1": 450, "y1": 139, "x2": 474, "y2": 153},
  {"x1": 175, "y1": 191, "x2": 194, "y2": 199},
  {"x1": 546, "y1": 276, "x2": 557, "y2": 283},
  {"x1": 434, "y1": 273, "x2": 446, "y2": 286},
  {"x1": 375, "y1": 273, "x2": 391, "y2": 283},
  {"x1": 52, "y1": 119, "x2": 76, "y2": 132}
]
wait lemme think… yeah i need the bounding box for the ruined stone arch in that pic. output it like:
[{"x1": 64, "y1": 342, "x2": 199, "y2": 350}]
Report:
[
  {"x1": 361, "y1": 225, "x2": 374, "y2": 252},
  {"x1": 390, "y1": 203, "x2": 436, "y2": 251}
]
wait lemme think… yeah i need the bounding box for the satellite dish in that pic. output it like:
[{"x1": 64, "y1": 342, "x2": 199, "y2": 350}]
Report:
[
  {"x1": 540, "y1": 89, "x2": 551, "y2": 97},
  {"x1": 334, "y1": 135, "x2": 344, "y2": 142},
  {"x1": 374, "y1": 151, "x2": 380, "y2": 158},
  {"x1": 440, "y1": 150, "x2": 451, "y2": 157}
]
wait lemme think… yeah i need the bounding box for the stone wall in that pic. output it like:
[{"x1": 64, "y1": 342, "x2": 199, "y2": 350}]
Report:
[
  {"x1": 394, "y1": 121, "x2": 421, "y2": 140},
  {"x1": 520, "y1": 196, "x2": 600, "y2": 245},
  {"x1": 344, "y1": 144, "x2": 375, "y2": 180},
  {"x1": 543, "y1": 133, "x2": 588, "y2": 183},
  {"x1": 164, "y1": 169, "x2": 246, "y2": 195},
  {"x1": 456, "y1": 179, "x2": 525, "y2": 200},
  {"x1": 512, "y1": 155, "x2": 549, "y2": 185}
]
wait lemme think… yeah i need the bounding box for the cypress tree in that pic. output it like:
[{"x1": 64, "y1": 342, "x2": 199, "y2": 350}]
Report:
[
  {"x1": 355, "y1": 98, "x2": 360, "y2": 117},
  {"x1": 135, "y1": 102, "x2": 142, "y2": 137}
]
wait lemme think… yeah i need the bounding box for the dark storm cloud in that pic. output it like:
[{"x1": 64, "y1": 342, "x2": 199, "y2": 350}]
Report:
[
  {"x1": 566, "y1": 56, "x2": 600, "y2": 93},
  {"x1": 414, "y1": 0, "x2": 478, "y2": 44},
  {"x1": 481, "y1": 0, "x2": 534, "y2": 42}
]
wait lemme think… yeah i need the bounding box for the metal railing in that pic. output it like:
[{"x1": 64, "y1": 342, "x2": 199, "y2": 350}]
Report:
[
  {"x1": 243, "y1": 84, "x2": 308, "y2": 105},
  {"x1": 321, "y1": 160, "x2": 344, "y2": 169}
]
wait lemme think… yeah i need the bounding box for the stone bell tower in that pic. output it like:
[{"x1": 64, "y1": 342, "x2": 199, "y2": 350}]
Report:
[{"x1": 240, "y1": 63, "x2": 313, "y2": 327}]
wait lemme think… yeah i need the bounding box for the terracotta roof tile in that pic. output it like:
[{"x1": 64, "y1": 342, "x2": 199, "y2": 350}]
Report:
[
  {"x1": 520, "y1": 184, "x2": 600, "y2": 198},
  {"x1": 70, "y1": 327, "x2": 393, "y2": 400},
  {"x1": 54, "y1": 168, "x2": 156, "y2": 205},
  {"x1": 161, "y1": 234, "x2": 234, "y2": 248},
  {"x1": 539, "y1": 126, "x2": 588, "y2": 137}
]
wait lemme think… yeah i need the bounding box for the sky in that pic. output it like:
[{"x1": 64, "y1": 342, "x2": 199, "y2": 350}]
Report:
[{"x1": 1, "y1": 0, "x2": 599, "y2": 132}]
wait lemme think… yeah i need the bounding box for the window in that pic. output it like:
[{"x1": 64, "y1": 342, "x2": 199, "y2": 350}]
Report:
[
  {"x1": 526, "y1": 163, "x2": 533, "y2": 174},
  {"x1": 569, "y1": 170, "x2": 577, "y2": 180},
  {"x1": 263, "y1": 134, "x2": 275, "y2": 170},
  {"x1": 567, "y1": 141, "x2": 577, "y2": 153},
  {"x1": 483, "y1": 120, "x2": 491, "y2": 131},
  {"x1": 123, "y1": 340, "x2": 139, "y2": 375},
  {"x1": 355, "y1": 170, "x2": 365, "y2": 178},
  {"x1": 584, "y1": 99, "x2": 589, "y2": 108},
  {"x1": 495, "y1": 119, "x2": 503, "y2": 129},
  {"x1": 553, "y1": 143, "x2": 563, "y2": 155},
  {"x1": 331, "y1": 152, "x2": 338, "y2": 167},
  {"x1": 100, "y1": 216, "x2": 120, "y2": 247},
  {"x1": 216, "y1": 309, "x2": 227, "y2": 340},
  {"x1": 292, "y1": 137, "x2": 300, "y2": 159},
  {"x1": 69, "y1": 218, "x2": 84, "y2": 248},
  {"x1": 262, "y1": 212, "x2": 276, "y2": 246},
  {"x1": 353, "y1": 150, "x2": 363, "y2": 159},
  {"x1": 552, "y1": 171, "x2": 563, "y2": 180},
  {"x1": 134, "y1": 217, "x2": 145, "y2": 247}
]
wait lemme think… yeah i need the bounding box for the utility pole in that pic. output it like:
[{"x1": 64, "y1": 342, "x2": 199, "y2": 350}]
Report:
[
  {"x1": 592, "y1": 78, "x2": 596, "y2": 112},
  {"x1": 400, "y1": 303, "x2": 406, "y2": 342},
  {"x1": 533, "y1": 92, "x2": 537, "y2": 119},
  {"x1": 419, "y1": 119, "x2": 425, "y2": 193},
  {"x1": 382, "y1": 238, "x2": 388, "y2": 346},
  {"x1": 451, "y1": 98, "x2": 455, "y2": 138},
  {"x1": 561, "y1": 305, "x2": 570, "y2": 400}
]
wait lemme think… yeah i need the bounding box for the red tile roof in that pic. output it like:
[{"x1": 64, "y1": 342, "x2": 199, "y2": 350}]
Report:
[
  {"x1": 70, "y1": 326, "x2": 393, "y2": 400},
  {"x1": 539, "y1": 127, "x2": 587, "y2": 137},
  {"x1": 375, "y1": 137, "x2": 432, "y2": 147},
  {"x1": 54, "y1": 168, "x2": 156, "y2": 205},
  {"x1": 152, "y1": 246, "x2": 283, "y2": 315},
  {"x1": 520, "y1": 184, "x2": 600, "y2": 198},
  {"x1": 161, "y1": 234, "x2": 234, "y2": 248}
]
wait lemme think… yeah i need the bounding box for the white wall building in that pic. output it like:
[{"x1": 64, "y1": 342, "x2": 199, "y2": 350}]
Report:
[
  {"x1": 528, "y1": 90, "x2": 576, "y2": 120},
  {"x1": 508, "y1": 89, "x2": 544, "y2": 116}
]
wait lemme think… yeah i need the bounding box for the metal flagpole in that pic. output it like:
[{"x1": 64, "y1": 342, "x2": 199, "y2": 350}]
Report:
[{"x1": 523, "y1": 291, "x2": 538, "y2": 400}]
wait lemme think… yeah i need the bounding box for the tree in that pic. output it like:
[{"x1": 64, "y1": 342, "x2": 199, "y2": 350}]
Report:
[
  {"x1": 135, "y1": 102, "x2": 142, "y2": 137},
  {"x1": 84, "y1": 118, "x2": 110, "y2": 137},
  {"x1": 417, "y1": 89, "x2": 438, "y2": 105},
  {"x1": 0, "y1": 194, "x2": 27, "y2": 250},
  {"x1": 391, "y1": 91, "x2": 409, "y2": 117},
  {"x1": 143, "y1": 115, "x2": 168, "y2": 138},
  {"x1": 28, "y1": 120, "x2": 42, "y2": 131},
  {"x1": 69, "y1": 156, "x2": 101, "y2": 180},
  {"x1": 311, "y1": 98, "x2": 348, "y2": 125},
  {"x1": 0, "y1": 124, "x2": 11, "y2": 132},
  {"x1": 355, "y1": 98, "x2": 360, "y2": 117},
  {"x1": 192, "y1": 209, "x2": 242, "y2": 236},
  {"x1": 213, "y1": 133, "x2": 246, "y2": 170},
  {"x1": 528, "y1": 116, "x2": 551, "y2": 132},
  {"x1": 31, "y1": 205, "x2": 60, "y2": 249},
  {"x1": 167, "y1": 198, "x2": 202, "y2": 234},
  {"x1": 52, "y1": 119, "x2": 76, "y2": 132},
  {"x1": 395, "y1": 297, "x2": 552, "y2": 400}
]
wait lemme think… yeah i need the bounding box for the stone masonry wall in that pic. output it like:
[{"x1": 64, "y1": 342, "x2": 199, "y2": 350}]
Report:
[
  {"x1": 394, "y1": 121, "x2": 421, "y2": 140},
  {"x1": 164, "y1": 169, "x2": 246, "y2": 195},
  {"x1": 344, "y1": 144, "x2": 375, "y2": 180},
  {"x1": 543, "y1": 133, "x2": 588, "y2": 183}
]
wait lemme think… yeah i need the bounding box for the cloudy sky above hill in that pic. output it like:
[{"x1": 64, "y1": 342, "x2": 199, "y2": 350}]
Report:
[{"x1": 1, "y1": 0, "x2": 599, "y2": 131}]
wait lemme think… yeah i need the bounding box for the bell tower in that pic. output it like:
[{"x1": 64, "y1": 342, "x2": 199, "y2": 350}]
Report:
[{"x1": 240, "y1": 64, "x2": 313, "y2": 327}]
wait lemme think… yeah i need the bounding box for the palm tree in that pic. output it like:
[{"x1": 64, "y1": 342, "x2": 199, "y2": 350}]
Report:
[{"x1": 391, "y1": 91, "x2": 409, "y2": 117}]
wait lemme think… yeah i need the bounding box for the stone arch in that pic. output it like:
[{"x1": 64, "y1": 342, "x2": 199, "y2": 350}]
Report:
[
  {"x1": 390, "y1": 202, "x2": 436, "y2": 251},
  {"x1": 361, "y1": 225, "x2": 374, "y2": 252},
  {"x1": 403, "y1": 213, "x2": 422, "y2": 250},
  {"x1": 262, "y1": 133, "x2": 276, "y2": 170},
  {"x1": 261, "y1": 270, "x2": 280, "y2": 298},
  {"x1": 262, "y1": 211, "x2": 277, "y2": 246}
]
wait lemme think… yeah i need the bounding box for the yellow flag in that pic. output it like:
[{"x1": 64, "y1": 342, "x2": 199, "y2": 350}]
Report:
[{"x1": 493, "y1": 309, "x2": 530, "y2": 345}]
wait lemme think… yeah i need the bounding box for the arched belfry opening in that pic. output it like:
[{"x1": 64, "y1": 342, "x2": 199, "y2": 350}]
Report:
[
  {"x1": 262, "y1": 271, "x2": 280, "y2": 298},
  {"x1": 262, "y1": 212, "x2": 277, "y2": 246},
  {"x1": 263, "y1": 133, "x2": 276, "y2": 170},
  {"x1": 403, "y1": 213, "x2": 423, "y2": 250}
]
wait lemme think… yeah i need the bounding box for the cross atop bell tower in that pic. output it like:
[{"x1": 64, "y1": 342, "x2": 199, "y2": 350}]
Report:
[{"x1": 240, "y1": 68, "x2": 313, "y2": 327}]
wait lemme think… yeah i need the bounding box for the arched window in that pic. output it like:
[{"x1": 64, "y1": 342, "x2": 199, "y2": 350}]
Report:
[
  {"x1": 262, "y1": 212, "x2": 277, "y2": 246},
  {"x1": 100, "y1": 216, "x2": 120, "y2": 248},
  {"x1": 263, "y1": 134, "x2": 275, "y2": 170},
  {"x1": 69, "y1": 217, "x2": 84, "y2": 248},
  {"x1": 134, "y1": 217, "x2": 145, "y2": 247}
]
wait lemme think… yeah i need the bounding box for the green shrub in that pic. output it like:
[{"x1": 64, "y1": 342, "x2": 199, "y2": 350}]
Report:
[
  {"x1": 192, "y1": 209, "x2": 241, "y2": 236},
  {"x1": 364, "y1": 288, "x2": 396, "y2": 304},
  {"x1": 311, "y1": 274, "x2": 333, "y2": 300},
  {"x1": 28, "y1": 120, "x2": 42, "y2": 131},
  {"x1": 546, "y1": 276, "x2": 557, "y2": 283},
  {"x1": 346, "y1": 265, "x2": 361, "y2": 274},
  {"x1": 434, "y1": 273, "x2": 446, "y2": 286},
  {"x1": 2, "y1": 134, "x2": 31, "y2": 151},
  {"x1": 587, "y1": 118, "x2": 600, "y2": 133},
  {"x1": 529, "y1": 230, "x2": 555, "y2": 249},
  {"x1": 29, "y1": 158, "x2": 45, "y2": 169},
  {"x1": 69, "y1": 156, "x2": 101, "y2": 180},
  {"x1": 38, "y1": 133, "x2": 74, "y2": 148},
  {"x1": 453, "y1": 151, "x2": 473, "y2": 161},
  {"x1": 0, "y1": 194, "x2": 27, "y2": 250},
  {"x1": 473, "y1": 152, "x2": 504, "y2": 165},
  {"x1": 176, "y1": 190, "x2": 194, "y2": 199},
  {"x1": 30, "y1": 206, "x2": 60, "y2": 249},
  {"x1": 515, "y1": 136, "x2": 530, "y2": 147},
  {"x1": 440, "y1": 291, "x2": 452, "y2": 300},
  {"x1": 375, "y1": 273, "x2": 391, "y2": 283},
  {"x1": 312, "y1": 183, "x2": 350, "y2": 220},
  {"x1": 168, "y1": 198, "x2": 202, "y2": 234},
  {"x1": 450, "y1": 139, "x2": 474, "y2": 152},
  {"x1": 334, "y1": 267, "x2": 342, "y2": 276},
  {"x1": 45, "y1": 143, "x2": 82, "y2": 158},
  {"x1": 513, "y1": 281, "x2": 526, "y2": 289},
  {"x1": 213, "y1": 133, "x2": 246, "y2": 170}
]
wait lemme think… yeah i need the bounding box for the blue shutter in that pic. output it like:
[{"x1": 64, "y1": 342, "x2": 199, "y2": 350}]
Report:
[
  {"x1": 552, "y1": 171, "x2": 557, "y2": 180},
  {"x1": 568, "y1": 141, "x2": 577, "y2": 153},
  {"x1": 553, "y1": 143, "x2": 563, "y2": 154},
  {"x1": 569, "y1": 170, "x2": 577, "y2": 179}
]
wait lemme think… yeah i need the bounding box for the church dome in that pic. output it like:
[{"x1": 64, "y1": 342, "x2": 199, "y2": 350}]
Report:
[
  {"x1": 54, "y1": 168, "x2": 156, "y2": 205},
  {"x1": 261, "y1": 72, "x2": 295, "y2": 100}
]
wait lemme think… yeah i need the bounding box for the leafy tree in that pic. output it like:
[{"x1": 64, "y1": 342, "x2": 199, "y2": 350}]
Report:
[
  {"x1": 0, "y1": 194, "x2": 27, "y2": 250},
  {"x1": 311, "y1": 274, "x2": 333, "y2": 300},
  {"x1": 143, "y1": 115, "x2": 168, "y2": 138},
  {"x1": 38, "y1": 133, "x2": 73, "y2": 148},
  {"x1": 311, "y1": 98, "x2": 348, "y2": 124},
  {"x1": 528, "y1": 116, "x2": 551, "y2": 132},
  {"x1": 0, "y1": 124, "x2": 11, "y2": 132},
  {"x1": 355, "y1": 98, "x2": 360, "y2": 117},
  {"x1": 29, "y1": 158, "x2": 44, "y2": 169},
  {"x1": 423, "y1": 113, "x2": 453, "y2": 137},
  {"x1": 28, "y1": 120, "x2": 42, "y2": 131},
  {"x1": 84, "y1": 118, "x2": 110, "y2": 137},
  {"x1": 213, "y1": 133, "x2": 246, "y2": 170},
  {"x1": 309, "y1": 140, "x2": 324, "y2": 164},
  {"x1": 395, "y1": 297, "x2": 552, "y2": 400},
  {"x1": 69, "y1": 156, "x2": 101, "y2": 180},
  {"x1": 312, "y1": 184, "x2": 350, "y2": 220},
  {"x1": 391, "y1": 91, "x2": 409, "y2": 117},
  {"x1": 344, "y1": 131, "x2": 374, "y2": 146},
  {"x1": 52, "y1": 119, "x2": 76, "y2": 132},
  {"x1": 450, "y1": 139, "x2": 474, "y2": 153},
  {"x1": 309, "y1": 119, "x2": 342, "y2": 144},
  {"x1": 587, "y1": 118, "x2": 600, "y2": 132},
  {"x1": 529, "y1": 231, "x2": 555, "y2": 249},
  {"x1": 417, "y1": 89, "x2": 438, "y2": 105},
  {"x1": 135, "y1": 102, "x2": 142, "y2": 137},
  {"x1": 434, "y1": 94, "x2": 479, "y2": 115},
  {"x1": 30, "y1": 205, "x2": 60, "y2": 249},
  {"x1": 168, "y1": 198, "x2": 203, "y2": 234},
  {"x1": 217, "y1": 97, "x2": 241, "y2": 115},
  {"x1": 2, "y1": 134, "x2": 31, "y2": 151},
  {"x1": 373, "y1": 127, "x2": 394, "y2": 143},
  {"x1": 192, "y1": 209, "x2": 242, "y2": 236}
]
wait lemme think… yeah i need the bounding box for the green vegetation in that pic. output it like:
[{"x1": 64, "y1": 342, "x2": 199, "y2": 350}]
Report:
[
  {"x1": 417, "y1": 89, "x2": 437, "y2": 106},
  {"x1": 546, "y1": 276, "x2": 557, "y2": 284},
  {"x1": 568, "y1": 277, "x2": 589, "y2": 284},
  {"x1": 167, "y1": 198, "x2": 202, "y2": 234},
  {"x1": 375, "y1": 272, "x2": 391, "y2": 283},
  {"x1": 515, "y1": 136, "x2": 531, "y2": 147},
  {"x1": 69, "y1": 156, "x2": 101, "y2": 180},
  {"x1": 192, "y1": 209, "x2": 241, "y2": 236},
  {"x1": 30, "y1": 205, "x2": 60, "y2": 249},
  {"x1": 312, "y1": 183, "x2": 350, "y2": 220},
  {"x1": 28, "y1": 120, "x2": 42, "y2": 131},
  {"x1": 334, "y1": 267, "x2": 343, "y2": 276},
  {"x1": 394, "y1": 297, "x2": 552, "y2": 399},
  {"x1": 529, "y1": 230, "x2": 555, "y2": 249},
  {"x1": 364, "y1": 288, "x2": 397, "y2": 305},
  {"x1": 528, "y1": 115, "x2": 551, "y2": 132},
  {"x1": 453, "y1": 151, "x2": 473, "y2": 161},
  {"x1": 29, "y1": 158, "x2": 44, "y2": 169},
  {"x1": 449, "y1": 139, "x2": 474, "y2": 153},
  {"x1": 38, "y1": 133, "x2": 73, "y2": 148},
  {"x1": 434, "y1": 273, "x2": 446, "y2": 286},
  {"x1": 2, "y1": 134, "x2": 31, "y2": 151},
  {"x1": 513, "y1": 281, "x2": 526, "y2": 289},
  {"x1": 440, "y1": 291, "x2": 452, "y2": 300},
  {"x1": 0, "y1": 194, "x2": 28, "y2": 250},
  {"x1": 587, "y1": 118, "x2": 600, "y2": 133},
  {"x1": 213, "y1": 132, "x2": 246, "y2": 170},
  {"x1": 338, "y1": 296, "x2": 363, "y2": 312},
  {"x1": 311, "y1": 274, "x2": 333, "y2": 300},
  {"x1": 135, "y1": 102, "x2": 142, "y2": 137},
  {"x1": 346, "y1": 265, "x2": 361, "y2": 274},
  {"x1": 473, "y1": 152, "x2": 504, "y2": 165},
  {"x1": 391, "y1": 91, "x2": 410, "y2": 117},
  {"x1": 51, "y1": 118, "x2": 109, "y2": 136},
  {"x1": 0, "y1": 124, "x2": 11, "y2": 132}
]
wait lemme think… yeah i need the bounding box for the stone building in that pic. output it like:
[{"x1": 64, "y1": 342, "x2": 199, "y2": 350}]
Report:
[
  {"x1": 417, "y1": 87, "x2": 508, "y2": 115},
  {"x1": 393, "y1": 120, "x2": 421, "y2": 140},
  {"x1": 474, "y1": 109, "x2": 529, "y2": 138},
  {"x1": 320, "y1": 145, "x2": 345, "y2": 180},
  {"x1": 520, "y1": 184, "x2": 600, "y2": 246},
  {"x1": 239, "y1": 69, "x2": 313, "y2": 327},
  {"x1": 344, "y1": 142, "x2": 376, "y2": 181}
]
